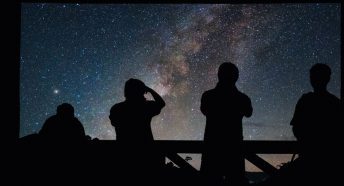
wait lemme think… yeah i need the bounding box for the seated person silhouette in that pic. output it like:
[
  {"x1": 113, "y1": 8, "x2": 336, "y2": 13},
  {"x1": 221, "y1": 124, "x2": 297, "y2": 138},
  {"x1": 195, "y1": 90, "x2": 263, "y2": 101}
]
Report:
[
  {"x1": 39, "y1": 103, "x2": 89, "y2": 142},
  {"x1": 109, "y1": 78, "x2": 166, "y2": 174},
  {"x1": 200, "y1": 62, "x2": 252, "y2": 185}
]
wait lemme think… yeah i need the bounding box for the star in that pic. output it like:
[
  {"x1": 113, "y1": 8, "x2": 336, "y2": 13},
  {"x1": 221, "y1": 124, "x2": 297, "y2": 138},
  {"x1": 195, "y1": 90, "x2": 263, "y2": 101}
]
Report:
[{"x1": 53, "y1": 89, "x2": 59, "y2": 94}]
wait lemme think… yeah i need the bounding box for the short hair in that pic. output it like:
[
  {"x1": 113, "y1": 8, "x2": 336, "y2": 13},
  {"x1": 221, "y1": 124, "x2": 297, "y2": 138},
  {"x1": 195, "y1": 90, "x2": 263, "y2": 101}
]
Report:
[
  {"x1": 218, "y1": 62, "x2": 239, "y2": 83},
  {"x1": 124, "y1": 78, "x2": 146, "y2": 99},
  {"x1": 310, "y1": 63, "x2": 331, "y2": 86},
  {"x1": 56, "y1": 103, "x2": 74, "y2": 117}
]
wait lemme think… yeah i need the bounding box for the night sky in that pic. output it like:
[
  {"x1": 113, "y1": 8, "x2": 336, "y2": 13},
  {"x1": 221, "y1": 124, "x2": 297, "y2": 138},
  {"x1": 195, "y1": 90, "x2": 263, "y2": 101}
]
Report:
[{"x1": 20, "y1": 3, "x2": 341, "y2": 170}]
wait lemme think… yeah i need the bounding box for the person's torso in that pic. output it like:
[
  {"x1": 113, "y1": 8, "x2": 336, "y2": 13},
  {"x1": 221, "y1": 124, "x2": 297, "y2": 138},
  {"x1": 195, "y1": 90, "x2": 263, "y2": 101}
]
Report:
[
  {"x1": 203, "y1": 88, "x2": 249, "y2": 142},
  {"x1": 298, "y1": 92, "x2": 340, "y2": 140},
  {"x1": 111, "y1": 101, "x2": 155, "y2": 141},
  {"x1": 42, "y1": 116, "x2": 84, "y2": 141}
]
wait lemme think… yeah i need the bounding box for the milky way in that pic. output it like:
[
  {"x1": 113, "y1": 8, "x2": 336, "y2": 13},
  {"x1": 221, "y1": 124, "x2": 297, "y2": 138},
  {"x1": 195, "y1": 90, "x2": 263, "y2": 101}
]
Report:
[{"x1": 20, "y1": 3, "x2": 341, "y2": 170}]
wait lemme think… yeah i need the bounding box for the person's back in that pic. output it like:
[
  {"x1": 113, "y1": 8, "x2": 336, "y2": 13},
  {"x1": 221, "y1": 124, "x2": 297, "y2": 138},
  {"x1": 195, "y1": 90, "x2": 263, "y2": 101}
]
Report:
[
  {"x1": 290, "y1": 63, "x2": 341, "y2": 185},
  {"x1": 110, "y1": 99, "x2": 162, "y2": 142},
  {"x1": 109, "y1": 78, "x2": 166, "y2": 174},
  {"x1": 291, "y1": 64, "x2": 341, "y2": 154},
  {"x1": 201, "y1": 86, "x2": 251, "y2": 143},
  {"x1": 291, "y1": 91, "x2": 340, "y2": 144},
  {"x1": 200, "y1": 62, "x2": 252, "y2": 185},
  {"x1": 109, "y1": 79, "x2": 165, "y2": 142},
  {"x1": 40, "y1": 115, "x2": 86, "y2": 141},
  {"x1": 39, "y1": 103, "x2": 86, "y2": 142}
]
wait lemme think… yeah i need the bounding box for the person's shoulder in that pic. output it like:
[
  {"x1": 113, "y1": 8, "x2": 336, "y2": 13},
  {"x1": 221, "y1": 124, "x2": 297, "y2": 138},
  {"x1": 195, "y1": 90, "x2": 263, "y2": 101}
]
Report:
[
  {"x1": 303, "y1": 92, "x2": 314, "y2": 97},
  {"x1": 295, "y1": 92, "x2": 314, "y2": 105},
  {"x1": 72, "y1": 117, "x2": 82, "y2": 123},
  {"x1": 72, "y1": 117, "x2": 85, "y2": 129},
  {"x1": 110, "y1": 101, "x2": 125, "y2": 111},
  {"x1": 202, "y1": 88, "x2": 216, "y2": 97},
  {"x1": 299, "y1": 92, "x2": 313, "y2": 99},
  {"x1": 45, "y1": 115, "x2": 58, "y2": 122},
  {"x1": 326, "y1": 92, "x2": 340, "y2": 102},
  {"x1": 237, "y1": 90, "x2": 251, "y2": 101}
]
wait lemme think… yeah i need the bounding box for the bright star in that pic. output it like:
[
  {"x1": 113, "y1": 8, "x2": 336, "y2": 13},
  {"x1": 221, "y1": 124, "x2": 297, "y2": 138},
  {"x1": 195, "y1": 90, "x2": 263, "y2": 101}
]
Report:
[{"x1": 53, "y1": 89, "x2": 59, "y2": 94}]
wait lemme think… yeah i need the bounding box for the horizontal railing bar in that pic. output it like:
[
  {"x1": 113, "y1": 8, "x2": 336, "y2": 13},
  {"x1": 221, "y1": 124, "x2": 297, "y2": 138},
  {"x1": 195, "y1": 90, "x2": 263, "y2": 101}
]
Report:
[{"x1": 82, "y1": 140, "x2": 299, "y2": 154}]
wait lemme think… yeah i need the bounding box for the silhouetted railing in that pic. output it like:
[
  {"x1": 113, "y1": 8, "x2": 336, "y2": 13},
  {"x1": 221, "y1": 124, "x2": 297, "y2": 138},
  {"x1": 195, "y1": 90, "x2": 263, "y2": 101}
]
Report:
[
  {"x1": 17, "y1": 137, "x2": 298, "y2": 176},
  {"x1": 88, "y1": 140, "x2": 299, "y2": 175}
]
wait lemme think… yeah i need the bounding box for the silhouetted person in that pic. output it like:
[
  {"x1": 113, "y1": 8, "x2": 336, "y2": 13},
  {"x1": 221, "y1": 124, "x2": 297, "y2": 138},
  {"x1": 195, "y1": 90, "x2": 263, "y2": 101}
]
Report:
[
  {"x1": 109, "y1": 78, "x2": 166, "y2": 176},
  {"x1": 200, "y1": 62, "x2": 252, "y2": 185},
  {"x1": 39, "y1": 103, "x2": 88, "y2": 142},
  {"x1": 290, "y1": 63, "x2": 341, "y2": 185},
  {"x1": 291, "y1": 63, "x2": 341, "y2": 156}
]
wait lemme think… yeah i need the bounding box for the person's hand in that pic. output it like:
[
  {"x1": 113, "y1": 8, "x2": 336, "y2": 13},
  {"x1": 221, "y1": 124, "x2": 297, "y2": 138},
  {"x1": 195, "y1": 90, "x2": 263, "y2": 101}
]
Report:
[{"x1": 145, "y1": 85, "x2": 153, "y2": 93}]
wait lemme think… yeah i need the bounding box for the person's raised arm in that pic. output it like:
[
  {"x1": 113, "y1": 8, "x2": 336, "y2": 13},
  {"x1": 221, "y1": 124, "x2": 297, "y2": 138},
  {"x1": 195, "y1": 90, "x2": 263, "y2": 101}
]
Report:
[{"x1": 145, "y1": 86, "x2": 166, "y2": 108}]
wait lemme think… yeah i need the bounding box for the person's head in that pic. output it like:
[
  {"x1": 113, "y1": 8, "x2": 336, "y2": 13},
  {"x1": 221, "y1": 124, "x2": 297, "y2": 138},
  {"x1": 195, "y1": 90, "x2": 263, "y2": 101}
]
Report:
[
  {"x1": 124, "y1": 78, "x2": 146, "y2": 100},
  {"x1": 310, "y1": 63, "x2": 331, "y2": 91},
  {"x1": 56, "y1": 103, "x2": 74, "y2": 118},
  {"x1": 218, "y1": 62, "x2": 239, "y2": 85}
]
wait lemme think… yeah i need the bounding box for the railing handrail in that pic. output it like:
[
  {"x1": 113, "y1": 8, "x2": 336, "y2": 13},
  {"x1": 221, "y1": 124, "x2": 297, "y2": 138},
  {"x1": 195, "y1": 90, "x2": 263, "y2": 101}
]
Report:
[
  {"x1": 17, "y1": 139, "x2": 299, "y2": 174},
  {"x1": 85, "y1": 140, "x2": 299, "y2": 154}
]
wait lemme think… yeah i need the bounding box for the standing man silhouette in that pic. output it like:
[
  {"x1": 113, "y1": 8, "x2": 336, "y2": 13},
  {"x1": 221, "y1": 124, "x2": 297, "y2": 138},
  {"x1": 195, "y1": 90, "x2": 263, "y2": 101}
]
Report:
[
  {"x1": 200, "y1": 62, "x2": 252, "y2": 185},
  {"x1": 290, "y1": 63, "x2": 341, "y2": 185},
  {"x1": 109, "y1": 78, "x2": 165, "y2": 142},
  {"x1": 109, "y1": 78, "x2": 166, "y2": 177},
  {"x1": 290, "y1": 63, "x2": 341, "y2": 156}
]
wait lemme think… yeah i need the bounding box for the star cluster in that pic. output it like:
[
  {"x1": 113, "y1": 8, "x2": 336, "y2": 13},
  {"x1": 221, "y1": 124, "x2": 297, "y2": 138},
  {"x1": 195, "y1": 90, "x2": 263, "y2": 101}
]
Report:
[{"x1": 20, "y1": 3, "x2": 341, "y2": 170}]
